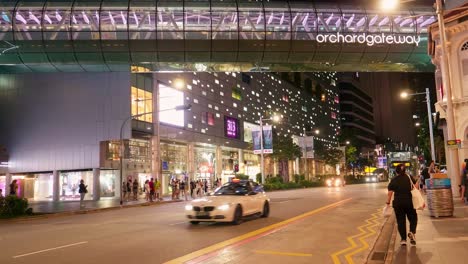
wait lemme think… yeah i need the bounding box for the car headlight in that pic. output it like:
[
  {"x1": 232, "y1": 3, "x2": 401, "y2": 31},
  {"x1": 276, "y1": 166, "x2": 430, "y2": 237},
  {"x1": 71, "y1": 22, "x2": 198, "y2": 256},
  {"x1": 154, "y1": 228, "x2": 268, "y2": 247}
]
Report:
[
  {"x1": 185, "y1": 205, "x2": 193, "y2": 211},
  {"x1": 326, "y1": 180, "x2": 332, "y2": 185},
  {"x1": 217, "y1": 204, "x2": 230, "y2": 211},
  {"x1": 372, "y1": 177, "x2": 376, "y2": 182},
  {"x1": 366, "y1": 178, "x2": 370, "y2": 182}
]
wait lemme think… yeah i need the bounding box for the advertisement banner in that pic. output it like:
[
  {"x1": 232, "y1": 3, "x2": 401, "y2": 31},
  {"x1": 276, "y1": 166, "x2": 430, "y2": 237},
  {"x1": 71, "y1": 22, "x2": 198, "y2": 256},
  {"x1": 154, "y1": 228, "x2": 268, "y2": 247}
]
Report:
[
  {"x1": 263, "y1": 125, "x2": 273, "y2": 154},
  {"x1": 292, "y1": 135, "x2": 314, "y2": 158},
  {"x1": 252, "y1": 127, "x2": 262, "y2": 154},
  {"x1": 252, "y1": 126, "x2": 273, "y2": 154}
]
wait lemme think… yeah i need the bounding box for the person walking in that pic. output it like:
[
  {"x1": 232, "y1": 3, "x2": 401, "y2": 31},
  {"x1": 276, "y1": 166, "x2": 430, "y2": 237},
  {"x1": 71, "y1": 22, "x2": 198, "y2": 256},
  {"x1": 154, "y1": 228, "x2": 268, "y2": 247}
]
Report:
[
  {"x1": 126, "y1": 179, "x2": 132, "y2": 202},
  {"x1": 132, "y1": 179, "x2": 139, "y2": 201},
  {"x1": 180, "y1": 180, "x2": 187, "y2": 201},
  {"x1": 149, "y1": 178, "x2": 155, "y2": 202},
  {"x1": 122, "y1": 181, "x2": 127, "y2": 202},
  {"x1": 78, "y1": 180, "x2": 88, "y2": 208},
  {"x1": 190, "y1": 180, "x2": 195, "y2": 198},
  {"x1": 9, "y1": 180, "x2": 18, "y2": 196},
  {"x1": 154, "y1": 178, "x2": 162, "y2": 201},
  {"x1": 461, "y1": 159, "x2": 468, "y2": 205},
  {"x1": 386, "y1": 164, "x2": 419, "y2": 246}
]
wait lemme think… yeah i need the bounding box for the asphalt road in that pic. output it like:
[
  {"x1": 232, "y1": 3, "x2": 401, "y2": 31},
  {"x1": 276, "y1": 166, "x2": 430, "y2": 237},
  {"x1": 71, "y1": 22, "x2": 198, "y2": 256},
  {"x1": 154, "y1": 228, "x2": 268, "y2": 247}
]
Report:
[{"x1": 0, "y1": 183, "x2": 388, "y2": 264}]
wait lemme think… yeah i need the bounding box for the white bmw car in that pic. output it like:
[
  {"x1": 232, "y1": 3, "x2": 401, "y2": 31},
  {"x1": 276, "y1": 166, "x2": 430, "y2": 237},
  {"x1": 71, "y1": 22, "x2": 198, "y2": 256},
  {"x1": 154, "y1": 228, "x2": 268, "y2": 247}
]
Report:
[{"x1": 185, "y1": 180, "x2": 270, "y2": 225}]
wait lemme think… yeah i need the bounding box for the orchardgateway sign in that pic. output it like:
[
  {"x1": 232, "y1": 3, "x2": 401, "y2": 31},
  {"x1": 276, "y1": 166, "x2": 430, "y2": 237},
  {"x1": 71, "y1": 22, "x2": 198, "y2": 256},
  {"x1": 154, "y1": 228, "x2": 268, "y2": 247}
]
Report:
[{"x1": 316, "y1": 32, "x2": 421, "y2": 47}]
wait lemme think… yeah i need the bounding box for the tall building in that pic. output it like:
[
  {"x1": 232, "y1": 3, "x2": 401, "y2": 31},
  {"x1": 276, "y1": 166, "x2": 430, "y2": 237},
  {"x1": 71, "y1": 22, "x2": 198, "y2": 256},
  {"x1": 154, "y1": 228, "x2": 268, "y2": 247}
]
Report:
[
  {"x1": 0, "y1": 71, "x2": 338, "y2": 201},
  {"x1": 338, "y1": 73, "x2": 376, "y2": 152}
]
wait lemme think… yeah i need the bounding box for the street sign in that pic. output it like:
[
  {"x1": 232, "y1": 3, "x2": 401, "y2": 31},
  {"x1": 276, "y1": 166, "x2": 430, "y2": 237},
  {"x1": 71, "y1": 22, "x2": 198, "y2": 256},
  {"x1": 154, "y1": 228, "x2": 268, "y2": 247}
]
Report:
[{"x1": 446, "y1": 139, "x2": 461, "y2": 148}]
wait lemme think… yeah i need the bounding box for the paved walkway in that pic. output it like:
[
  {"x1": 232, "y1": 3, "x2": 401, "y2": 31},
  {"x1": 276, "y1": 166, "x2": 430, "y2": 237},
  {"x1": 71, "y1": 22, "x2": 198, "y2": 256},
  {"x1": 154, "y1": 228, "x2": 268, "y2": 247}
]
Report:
[
  {"x1": 391, "y1": 200, "x2": 468, "y2": 264},
  {"x1": 28, "y1": 195, "x2": 190, "y2": 214}
]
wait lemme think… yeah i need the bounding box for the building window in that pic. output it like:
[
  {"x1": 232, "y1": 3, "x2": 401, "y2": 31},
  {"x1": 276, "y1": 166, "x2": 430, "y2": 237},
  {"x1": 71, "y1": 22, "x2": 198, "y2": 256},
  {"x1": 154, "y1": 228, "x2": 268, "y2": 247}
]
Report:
[
  {"x1": 282, "y1": 95, "x2": 289, "y2": 102},
  {"x1": 131, "y1": 86, "x2": 153, "y2": 123},
  {"x1": 232, "y1": 88, "x2": 242, "y2": 100},
  {"x1": 241, "y1": 73, "x2": 251, "y2": 84},
  {"x1": 201, "y1": 112, "x2": 215, "y2": 126},
  {"x1": 331, "y1": 112, "x2": 337, "y2": 119}
]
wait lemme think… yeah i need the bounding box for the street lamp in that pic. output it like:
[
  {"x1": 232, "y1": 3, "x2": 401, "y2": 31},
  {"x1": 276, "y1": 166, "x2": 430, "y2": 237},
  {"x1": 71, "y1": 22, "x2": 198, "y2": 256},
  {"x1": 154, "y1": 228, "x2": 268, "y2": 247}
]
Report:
[
  {"x1": 400, "y1": 88, "x2": 436, "y2": 162},
  {"x1": 119, "y1": 104, "x2": 191, "y2": 206},
  {"x1": 259, "y1": 114, "x2": 281, "y2": 184}
]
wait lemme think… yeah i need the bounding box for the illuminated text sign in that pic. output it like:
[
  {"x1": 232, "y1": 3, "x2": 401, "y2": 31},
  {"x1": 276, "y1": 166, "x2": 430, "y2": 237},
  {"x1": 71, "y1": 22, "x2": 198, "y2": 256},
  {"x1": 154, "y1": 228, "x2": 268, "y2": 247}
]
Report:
[{"x1": 316, "y1": 32, "x2": 421, "y2": 47}]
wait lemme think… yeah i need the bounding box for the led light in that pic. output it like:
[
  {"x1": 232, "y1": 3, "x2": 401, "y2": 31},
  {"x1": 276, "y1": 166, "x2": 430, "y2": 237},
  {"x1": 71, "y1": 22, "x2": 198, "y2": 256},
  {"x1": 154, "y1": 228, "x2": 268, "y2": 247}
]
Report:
[
  {"x1": 185, "y1": 205, "x2": 193, "y2": 211},
  {"x1": 217, "y1": 204, "x2": 230, "y2": 211}
]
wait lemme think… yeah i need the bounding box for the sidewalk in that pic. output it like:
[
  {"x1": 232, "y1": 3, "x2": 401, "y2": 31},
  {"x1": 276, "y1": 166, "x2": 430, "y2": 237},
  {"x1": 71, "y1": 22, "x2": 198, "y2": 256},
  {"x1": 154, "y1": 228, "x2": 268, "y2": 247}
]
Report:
[
  {"x1": 28, "y1": 195, "x2": 187, "y2": 214},
  {"x1": 390, "y1": 200, "x2": 468, "y2": 264}
]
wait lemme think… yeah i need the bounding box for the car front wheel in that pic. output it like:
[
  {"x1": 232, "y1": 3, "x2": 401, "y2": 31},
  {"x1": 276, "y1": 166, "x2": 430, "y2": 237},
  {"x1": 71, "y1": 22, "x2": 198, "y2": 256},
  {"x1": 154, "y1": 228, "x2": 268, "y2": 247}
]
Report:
[
  {"x1": 232, "y1": 205, "x2": 243, "y2": 225},
  {"x1": 261, "y1": 202, "x2": 270, "y2": 218},
  {"x1": 190, "y1": 221, "x2": 200, "y2": 225}
]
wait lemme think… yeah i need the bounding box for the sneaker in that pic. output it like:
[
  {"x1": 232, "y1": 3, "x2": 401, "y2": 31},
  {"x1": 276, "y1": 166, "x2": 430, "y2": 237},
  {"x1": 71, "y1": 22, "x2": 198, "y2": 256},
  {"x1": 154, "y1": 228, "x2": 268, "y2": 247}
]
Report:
[
  {"x1": 408, "y1": 232, "x2": 416, "y2": 245},
  {"x1": 400, "y1": 240, "x2": 407, "y2": 246}
]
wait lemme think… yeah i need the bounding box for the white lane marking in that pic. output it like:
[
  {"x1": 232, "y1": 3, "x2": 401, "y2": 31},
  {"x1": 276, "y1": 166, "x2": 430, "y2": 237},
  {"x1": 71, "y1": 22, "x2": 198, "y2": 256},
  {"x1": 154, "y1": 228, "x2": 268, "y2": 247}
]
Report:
[
  {"x1": 169, "y1": 221, "x2": 187, "y2": 226},
  {"x1": 13, "y1": 241, "x2": 88, "y2": 258}
]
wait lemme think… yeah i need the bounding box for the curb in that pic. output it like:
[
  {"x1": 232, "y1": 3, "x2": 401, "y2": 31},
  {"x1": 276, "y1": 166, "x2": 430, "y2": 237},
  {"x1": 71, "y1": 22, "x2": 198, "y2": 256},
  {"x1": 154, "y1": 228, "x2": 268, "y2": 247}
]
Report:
[
  {"x1": 0, "y1": 200, "x2": 184, "y2": 223},
  {"x1": 366, "y1": 214, "x2": 396, "y2": 264}
]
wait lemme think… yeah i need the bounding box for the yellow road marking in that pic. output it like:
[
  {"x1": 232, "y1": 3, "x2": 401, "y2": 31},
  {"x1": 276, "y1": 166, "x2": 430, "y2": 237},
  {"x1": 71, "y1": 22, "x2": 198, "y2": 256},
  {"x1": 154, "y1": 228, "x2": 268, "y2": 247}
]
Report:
[
  {"x1": 331, "y1": 208, "x2": 382, "y2": 264},
  {"x1": 254, "y1": 250, "x2": 312, "y2": 257},
  {"x1": 164, "y1": 198, "x2": 352, "y2": 264}
]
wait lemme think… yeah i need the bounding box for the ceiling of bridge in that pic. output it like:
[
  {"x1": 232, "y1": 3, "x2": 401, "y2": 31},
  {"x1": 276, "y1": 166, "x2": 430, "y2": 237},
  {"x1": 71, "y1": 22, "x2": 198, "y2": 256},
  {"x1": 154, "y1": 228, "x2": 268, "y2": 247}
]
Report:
[{"x1": 0, "y1": 1, "x2": 436, "y2": 73}]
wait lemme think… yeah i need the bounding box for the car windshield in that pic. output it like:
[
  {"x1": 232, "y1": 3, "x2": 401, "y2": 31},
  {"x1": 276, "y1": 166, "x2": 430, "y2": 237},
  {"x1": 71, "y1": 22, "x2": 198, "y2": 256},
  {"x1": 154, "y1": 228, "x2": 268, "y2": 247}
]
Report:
[{"x1": 213, "y1": 183, "x2": 250, "y2": 196}]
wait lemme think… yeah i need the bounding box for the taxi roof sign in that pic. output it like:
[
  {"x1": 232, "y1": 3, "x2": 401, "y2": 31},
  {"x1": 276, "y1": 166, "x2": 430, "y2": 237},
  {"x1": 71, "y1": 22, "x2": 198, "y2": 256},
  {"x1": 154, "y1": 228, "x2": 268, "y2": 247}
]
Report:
[{"x1": 447, "y1": 139, "x2": 461, "y2": 148}]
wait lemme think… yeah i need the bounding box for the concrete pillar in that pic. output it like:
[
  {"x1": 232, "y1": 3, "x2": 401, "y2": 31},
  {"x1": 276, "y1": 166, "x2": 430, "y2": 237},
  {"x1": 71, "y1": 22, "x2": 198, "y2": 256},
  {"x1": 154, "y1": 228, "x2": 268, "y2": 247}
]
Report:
[
  {"x1": 187, "y1": 143, "x2": 195, "y2": 182},
  {"x1": 294, "y1": 158, "x2": 300, "y2": 175},
  {"x1": 52, "y1": 170, "x2": 60, "y2": 202},
  {"x1": 5, "y1": 172, "x2": 12, "y2": 195},
  {"x1": 215, "y1": 146, "x2": 222, "y2": 181},
  {"x1": 92, "y1": 168, "x2": 100, "y2": 201},
  {"x1": 238, "y1": 149, "x2": 244, "y2": 174}
]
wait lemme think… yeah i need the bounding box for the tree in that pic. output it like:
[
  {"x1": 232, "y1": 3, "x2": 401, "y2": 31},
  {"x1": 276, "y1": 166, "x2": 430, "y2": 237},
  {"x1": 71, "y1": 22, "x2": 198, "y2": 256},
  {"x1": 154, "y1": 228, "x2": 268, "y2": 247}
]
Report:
[
  {"x1": 319, "y1": 148, "x2": 344, "y2": 167},
  {"x1": 345, "y1": 145, "x2": 358, "y2": 177},
  {"x1": 269, "y1": 134, "x2": 302, "y2": 161}
]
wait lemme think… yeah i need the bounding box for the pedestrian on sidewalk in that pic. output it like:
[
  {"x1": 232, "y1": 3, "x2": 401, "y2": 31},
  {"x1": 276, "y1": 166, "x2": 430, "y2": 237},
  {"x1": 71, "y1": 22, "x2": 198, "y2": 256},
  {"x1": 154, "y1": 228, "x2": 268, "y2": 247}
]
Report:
[
  {"x1": 180, "y1": 180, "x2": 187, "y2": 201},
  {"x1": 386, "y1": 164, "x2": 418, "y2": 246},
  {"x1": 122, "y1": 181, "x2": 127, "y2": 202},
  {"x1": 155, "y1": 178, "x2": 162, "y2": 201},
  {"x1": 461, "y1": 159, "x2": 468, "y2": 205},
  {"x1": 126, "y1": 179, "x2": 132, "y2": 202},
  {"x1": 133, "y1": 179, "x2": 138, "y2": 201},
  {"x1": 149, "y1": 178, "x2": 155, "y2": 202},
  {"x1": 78, "y1": 180, "x2": 88, "y2": 208},
  {"x1": 9, "y1": 180, "x2": 18, "y2": 196},
  {"x1": 0, "y1": 188, "x2": 3, "y2": 198},
  {"x1": 190, "y1": 180, "x2": 195, "y2": 198}
]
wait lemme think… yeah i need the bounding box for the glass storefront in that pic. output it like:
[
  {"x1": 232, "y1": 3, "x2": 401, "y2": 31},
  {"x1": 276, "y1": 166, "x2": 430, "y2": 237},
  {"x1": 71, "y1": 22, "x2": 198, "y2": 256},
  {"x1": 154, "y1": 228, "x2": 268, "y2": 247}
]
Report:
[
  {"x1": 0, "y1": 176, "x2": 5, "y2": 195},
  {"x1": 60, "y1": 171, "x2": 93, "y2": 200},
  {"x1": 244, "y1": 151, "x2": 260, "y2": 179},
  {"x1": 195, "y1": 145, "x2": 216, "y2": 187},
  {"x1": 221, "y1": 149, "x2": 238, "y2": 183},
  {"x1": 32, "y1": 173, "x2": 53, "y2": 201},
  {"x1": 161, "y1": 142, "x2": 188, "y2": 194},
  {"x1": 100, "y1": 170, "x2": 118, "y2": 198}
]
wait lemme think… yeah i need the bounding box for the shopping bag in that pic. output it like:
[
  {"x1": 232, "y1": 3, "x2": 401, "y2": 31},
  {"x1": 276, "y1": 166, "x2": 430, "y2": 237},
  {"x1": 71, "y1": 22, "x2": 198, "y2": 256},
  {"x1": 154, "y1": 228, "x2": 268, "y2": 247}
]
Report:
[
  {"x1": 408, "y1": 175, "x2": 425, "y2": 210},
  {"x1": 382, "y1": 205, "x2": 392, "y2": 217}
]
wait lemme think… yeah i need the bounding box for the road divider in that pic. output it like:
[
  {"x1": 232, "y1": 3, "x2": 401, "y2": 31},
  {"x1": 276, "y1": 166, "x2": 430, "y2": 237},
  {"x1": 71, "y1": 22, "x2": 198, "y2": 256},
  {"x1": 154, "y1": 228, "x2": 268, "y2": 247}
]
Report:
[{"x1": 164, "y1": 198, "x2": 352, "y2": 264}]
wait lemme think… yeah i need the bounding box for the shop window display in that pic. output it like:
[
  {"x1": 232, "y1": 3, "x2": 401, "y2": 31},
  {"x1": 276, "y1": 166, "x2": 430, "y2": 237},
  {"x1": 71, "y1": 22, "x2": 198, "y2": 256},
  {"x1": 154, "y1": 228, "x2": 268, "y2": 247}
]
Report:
[
  {"x1": 32, "y1": 173, "x2": 53, "y2": 201},
  {"x1": 100, "y1": 170, "x2": 117, "y2": 198},
  {"x1": 60, "y1": 171, "x2": 93, "y2": 200}
]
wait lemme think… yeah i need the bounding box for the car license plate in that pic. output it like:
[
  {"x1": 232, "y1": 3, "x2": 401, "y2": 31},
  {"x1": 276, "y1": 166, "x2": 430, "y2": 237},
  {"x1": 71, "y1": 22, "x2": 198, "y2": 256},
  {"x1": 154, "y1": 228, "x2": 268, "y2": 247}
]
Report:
[{"x1": 196, "y1": 211, "x2": 208, "y2": 216}]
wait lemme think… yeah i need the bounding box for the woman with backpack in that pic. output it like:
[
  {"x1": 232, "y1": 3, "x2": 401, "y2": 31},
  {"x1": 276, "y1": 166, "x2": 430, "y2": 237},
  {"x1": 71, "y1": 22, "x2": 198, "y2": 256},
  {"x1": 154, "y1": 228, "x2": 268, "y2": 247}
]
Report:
[{"x1": 78, "y1": 180, "x2": 88, "y2": 208}]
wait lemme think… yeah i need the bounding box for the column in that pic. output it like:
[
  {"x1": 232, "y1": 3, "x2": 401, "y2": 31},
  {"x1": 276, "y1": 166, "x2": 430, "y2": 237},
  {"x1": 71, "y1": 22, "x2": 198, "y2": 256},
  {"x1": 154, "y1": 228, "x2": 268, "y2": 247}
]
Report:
[
  {"x1": 52, "y1": 170, "x2": 60, "y2": 202},
  {"x1": 152, "y1": 78, "x2": 162, "y2": 195},
  {"x1": 5, "y1": 172, "x2": 12, "y2": 195},
  {"x1": 294, "y1": 157, "x2": 300, "y2": 175},
  {"x1": 215, "y1": 146, "x2": 222, "y2": 181},
  {"x1": 187, "y1": 143, "x2": 195, "y2": 182},
  {"x1": 92, "y1": 168, "x2": 100, "y2": 201},
  {"x1": 238, "y1": 149, "x2": 244, "y2": 174}
]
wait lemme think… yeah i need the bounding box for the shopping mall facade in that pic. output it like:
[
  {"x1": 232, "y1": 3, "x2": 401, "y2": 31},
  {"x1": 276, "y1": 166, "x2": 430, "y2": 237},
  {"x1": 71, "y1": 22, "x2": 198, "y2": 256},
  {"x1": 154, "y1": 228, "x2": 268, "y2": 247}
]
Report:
[{"x1": 0, "y1": 70, "x2": 339, "y2": 201}]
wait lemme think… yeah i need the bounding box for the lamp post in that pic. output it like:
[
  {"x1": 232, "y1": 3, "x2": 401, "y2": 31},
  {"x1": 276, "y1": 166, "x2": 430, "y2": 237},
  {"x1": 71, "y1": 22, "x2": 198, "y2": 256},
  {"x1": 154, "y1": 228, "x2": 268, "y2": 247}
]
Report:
[
  {"x1": 259, "y1": 115, "x2": 280, "y2": 184},
  {"x1": 401, "y1": 88, "x2": 436, "y2": 162},
  {"x1": 302, "y1": 128, "x2": 320, "y2": 180},
  {"x1": 119, "y1": 104, "x2": 191, "y2": 206}
]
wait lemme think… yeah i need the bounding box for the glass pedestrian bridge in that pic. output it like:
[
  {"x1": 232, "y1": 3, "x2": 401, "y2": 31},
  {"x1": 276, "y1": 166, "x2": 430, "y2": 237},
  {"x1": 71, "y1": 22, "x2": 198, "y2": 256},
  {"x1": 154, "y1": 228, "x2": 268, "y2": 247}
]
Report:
[{"x1": 0, "y1": 1, "x2": 436, "y2": 73}]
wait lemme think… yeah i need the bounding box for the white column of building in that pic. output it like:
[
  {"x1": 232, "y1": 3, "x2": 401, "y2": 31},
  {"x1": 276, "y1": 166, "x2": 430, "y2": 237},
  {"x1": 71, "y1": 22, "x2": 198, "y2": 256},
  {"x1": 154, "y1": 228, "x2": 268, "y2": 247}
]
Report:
[
  {"x1": 238, "y1": 149, "x2": 244, "y2": 174},
  {"x1": 294, "y1": 157, "x2": 300, "y2": 175},
  {"x1": 152, "y1": 78, "x2": 162, "y2": 195},
  {"x1": 187, "y1": 143, "x2": 195, "y2": 182},
  {"x1": 92, "y1": 168, "x2": 100, "y2": 201},
  {"x1": 52, "y1": 170, "x2": 60, "y2": 202},
  {"x1": 5, "y1": 172, "x2": 12, "y2": 195},
  {"x1": 215, "y1": 146, "x2": 222, "y2": 182}
]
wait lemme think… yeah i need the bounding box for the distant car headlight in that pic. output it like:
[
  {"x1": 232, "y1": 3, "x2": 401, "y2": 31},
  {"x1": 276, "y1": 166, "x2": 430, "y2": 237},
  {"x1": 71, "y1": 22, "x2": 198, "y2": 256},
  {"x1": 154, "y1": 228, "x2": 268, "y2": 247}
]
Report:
[
  {"x1": 372, "y1": 177, "x2": 376, "y2": 182},
  {"x1": 366, "y1": 178, "x2": 370, "y2": 182},
  {"x1": 326, "y1": 179, "x2": 332, "y2": 185},
  {"x1": 185, "y1": 205, "x2": 193, "y2": 211},
  {"x1": 335, "y1": 180, "x2": 341, "y2": 186},
  {"x1": 217, "y1": 204, "x2": 230, "y2": 211}
]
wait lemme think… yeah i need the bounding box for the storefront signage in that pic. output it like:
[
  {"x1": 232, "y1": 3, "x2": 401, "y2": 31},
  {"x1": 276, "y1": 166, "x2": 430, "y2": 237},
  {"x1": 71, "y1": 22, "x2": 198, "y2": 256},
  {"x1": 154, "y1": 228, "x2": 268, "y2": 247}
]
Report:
[
  {"x1": 316, "y1": 32, "x2": 421, "y2": 47},
  {"x1": 446, "y1": 139, "x2": 461, "y2": 148},
  {"x1": 224, "y1": 116, "x2": 240, "y2": 139}
]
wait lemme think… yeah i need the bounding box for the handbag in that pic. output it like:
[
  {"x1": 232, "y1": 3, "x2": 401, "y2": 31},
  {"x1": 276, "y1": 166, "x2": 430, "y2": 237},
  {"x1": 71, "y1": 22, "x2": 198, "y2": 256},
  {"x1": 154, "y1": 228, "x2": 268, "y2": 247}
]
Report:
[{"x1": 407, "y1": 175, "x2": 425, "y2": 210}]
